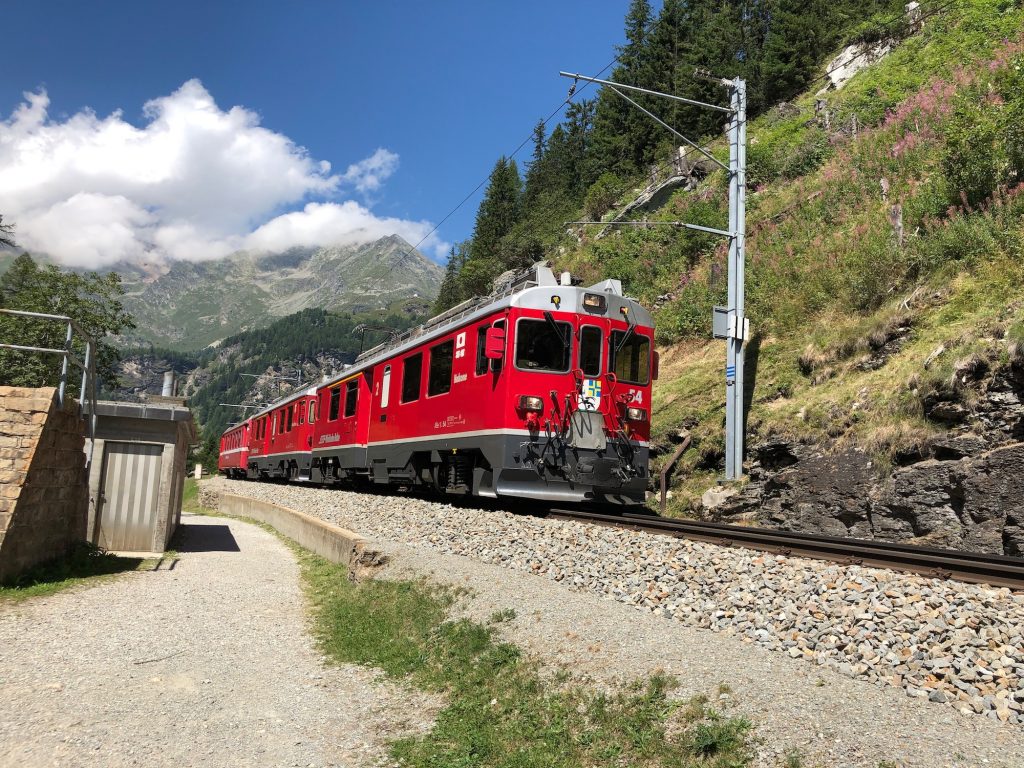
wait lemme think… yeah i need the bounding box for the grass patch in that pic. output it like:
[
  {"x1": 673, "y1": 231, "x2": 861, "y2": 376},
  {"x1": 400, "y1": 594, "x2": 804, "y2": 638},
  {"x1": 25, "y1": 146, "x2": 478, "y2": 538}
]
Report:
[
  {"x1": 0, "y1": 543, "x2": 144, "y2": 602},
  {"x1": 182, "y1": 477, "x2": 201, "y2": 512},
  {"x1": 302, "y1": 550, "x2": 753, "y2": 767}
]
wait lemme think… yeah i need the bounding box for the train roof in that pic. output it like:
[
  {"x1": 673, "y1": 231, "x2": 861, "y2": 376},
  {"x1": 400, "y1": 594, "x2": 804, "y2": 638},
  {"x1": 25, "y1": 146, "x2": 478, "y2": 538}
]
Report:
[
  {"x1": 235, "y1": 383, "x2": 318, "y2": 427},
  {"x1": 318, "y1": 263, "x2": 654, "y2": 391}
]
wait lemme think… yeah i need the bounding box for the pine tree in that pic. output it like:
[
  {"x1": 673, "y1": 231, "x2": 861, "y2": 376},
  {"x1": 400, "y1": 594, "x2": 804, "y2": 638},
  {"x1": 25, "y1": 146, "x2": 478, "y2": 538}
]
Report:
[
  {"x1": 523, "y1": 120, "x2": 549, "y2": 213},
  {"x1": 432, "y1": 244, "x2": 469, "y2": 313},
  {"x1": 758, "y1": 0, "x2": 836, "y2": 106},
  {"x1": 592, "y1": 0, "x2": 655, "y2": 176},
  {"x1": 469, "y1": 157, "x2": 522, "y2": 264}
]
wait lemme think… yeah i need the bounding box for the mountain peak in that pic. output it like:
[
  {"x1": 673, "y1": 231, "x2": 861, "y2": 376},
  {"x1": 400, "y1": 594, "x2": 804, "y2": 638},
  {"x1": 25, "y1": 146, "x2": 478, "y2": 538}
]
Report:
[{"x1": 119, "y1": 234, "x2": 442, "y2": 350}]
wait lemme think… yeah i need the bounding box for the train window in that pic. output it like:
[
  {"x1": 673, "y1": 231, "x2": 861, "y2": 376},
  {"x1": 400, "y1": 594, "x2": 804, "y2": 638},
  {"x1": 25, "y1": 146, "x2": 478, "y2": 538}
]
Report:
[
  {"x1": 308, "y1": 401, "x2": 316, "y2": 424},
  {"x1": 515, "y1": 318, "x2": 571, "y2": 372},
  {"x1": 401, "y1": 353, "x2": 422, "y2": 403},
  {"x1": 272, "y1": 413, "x2": 277, "y2": 436},
  {"x1": 329, "y1": 386, "x2": 341, "y2": 421},
  {"x1": 298, "y1": 406, "x2": 305, "y2": 426},
  {"x1": 344, "y1": 379, "x2": 358, "y2": 417},
  {"x1": 475, "y1": 326, "x2": 489, "y2": 376},
  {"x1": 287, "y1": 405, "x2": 293, "y2": 432},
  {"x1": 491, "y1": 320, "x2": 505, "y2": 373},
  {"x1": 609, "y1": 331, "x2": 651, "y2": 385},
  {"x1": 428, "y1": 340, "x2": 454, "y2": 396},
  {"x1": 580, "y1": 326, "x2": 602, "y2": 377}
]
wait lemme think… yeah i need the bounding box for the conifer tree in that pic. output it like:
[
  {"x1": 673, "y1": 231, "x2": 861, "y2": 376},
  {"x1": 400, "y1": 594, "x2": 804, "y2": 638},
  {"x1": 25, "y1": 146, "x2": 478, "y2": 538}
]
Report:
[
  {"x1": 433, "y1": 244, "x2": 469, "y2": 313},
  {"x1": 592, "y1": 0, "x2": 655, "y2": 176}
]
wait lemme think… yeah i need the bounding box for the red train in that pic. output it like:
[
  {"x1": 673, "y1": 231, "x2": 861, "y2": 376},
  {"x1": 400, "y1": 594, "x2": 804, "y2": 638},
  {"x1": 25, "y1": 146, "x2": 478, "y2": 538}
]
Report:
[{"x1": 219, "y1": 264, "x2": 657, "y2": 505}]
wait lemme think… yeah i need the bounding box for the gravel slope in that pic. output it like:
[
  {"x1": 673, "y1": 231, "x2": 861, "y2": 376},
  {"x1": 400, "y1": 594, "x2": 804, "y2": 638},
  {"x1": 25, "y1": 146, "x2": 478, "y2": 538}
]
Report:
[
  {"x1": 0, "y1": 514, "x2": 436, "y2": 768},
  {"x1": 204, "y1": 478, "x2": 1024, "y2": 766}
]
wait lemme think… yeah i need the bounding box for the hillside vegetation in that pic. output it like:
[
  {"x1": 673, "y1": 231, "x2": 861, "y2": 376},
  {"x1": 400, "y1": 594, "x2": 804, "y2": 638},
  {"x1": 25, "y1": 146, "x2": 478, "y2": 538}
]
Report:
[
  {"x1": 117, "y1": 304, "x2": 423, "y2": 466},
  {"x1": 439, "y1": 0, "x2": 1024, "y2": 511}
]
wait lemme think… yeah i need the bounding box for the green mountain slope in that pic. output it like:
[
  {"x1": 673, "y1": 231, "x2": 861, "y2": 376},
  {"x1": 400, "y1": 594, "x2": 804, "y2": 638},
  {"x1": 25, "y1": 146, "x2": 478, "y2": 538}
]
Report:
[
  {"x1": 549, "y1": 0, "x2": 1024, "y2": 519},
  {"x1": 115, "y1": 303, "x2": 426, "y2": 462},
  {"x1": 117, "y1": 234, "x2": 442, "y2": 350}
]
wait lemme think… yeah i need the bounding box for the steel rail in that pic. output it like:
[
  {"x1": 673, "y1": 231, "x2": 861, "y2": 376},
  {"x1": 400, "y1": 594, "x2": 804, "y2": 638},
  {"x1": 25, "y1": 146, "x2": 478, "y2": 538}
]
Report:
[{"x1": 545, "y1": 508, "x2": 1024, "y2": 590}]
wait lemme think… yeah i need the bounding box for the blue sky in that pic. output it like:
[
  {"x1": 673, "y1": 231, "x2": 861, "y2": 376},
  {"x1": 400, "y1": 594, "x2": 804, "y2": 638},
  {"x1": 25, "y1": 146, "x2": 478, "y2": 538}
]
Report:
[{"x1": 1, "y1": 1, "x2": 629, "y2": 266}]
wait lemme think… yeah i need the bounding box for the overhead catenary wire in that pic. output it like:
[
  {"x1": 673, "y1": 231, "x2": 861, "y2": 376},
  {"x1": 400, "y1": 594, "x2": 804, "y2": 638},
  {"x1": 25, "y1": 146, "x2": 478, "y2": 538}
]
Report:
[
  {"x1": 410, "y1": 0, "x2": 959, "y2": 262},
  {"x1": 403, "y1": 57, "x2": 620, "y2": 260}
]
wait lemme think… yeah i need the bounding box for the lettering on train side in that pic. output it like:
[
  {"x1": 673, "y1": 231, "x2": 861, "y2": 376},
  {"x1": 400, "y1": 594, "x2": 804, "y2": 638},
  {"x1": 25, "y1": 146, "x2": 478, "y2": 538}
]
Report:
[
  {"x1": 433, "y1": 414, "x2": 466, "y2": 429},
  {"x1": 318, "y1": 433, "x2": 341, "y2": 444}
]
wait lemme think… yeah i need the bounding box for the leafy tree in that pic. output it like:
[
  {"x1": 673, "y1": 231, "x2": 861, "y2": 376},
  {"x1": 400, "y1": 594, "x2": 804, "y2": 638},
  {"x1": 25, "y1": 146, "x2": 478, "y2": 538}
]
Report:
[
  {"x1": 0, "y1": 215, "x2": 15, "y2": 249},
  {"x1": 0, "y1": 253, "x2": 135, "y2": 394}
]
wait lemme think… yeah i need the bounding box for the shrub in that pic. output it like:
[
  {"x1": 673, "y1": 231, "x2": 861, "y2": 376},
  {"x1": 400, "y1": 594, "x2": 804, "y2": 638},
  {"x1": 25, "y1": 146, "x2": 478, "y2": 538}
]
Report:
[{"x1": 584, "y1": 172, "x2": 622, "y2": 220}]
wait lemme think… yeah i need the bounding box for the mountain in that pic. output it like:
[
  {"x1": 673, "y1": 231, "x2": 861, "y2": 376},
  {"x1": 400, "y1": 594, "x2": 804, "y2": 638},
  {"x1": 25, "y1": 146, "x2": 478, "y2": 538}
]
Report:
[
  {"x1": 111, "y1": 303, "x2": 426, "y2": 466},
  {"x1": 116, "y1": 234, "x2": 442, "y2": 350}
]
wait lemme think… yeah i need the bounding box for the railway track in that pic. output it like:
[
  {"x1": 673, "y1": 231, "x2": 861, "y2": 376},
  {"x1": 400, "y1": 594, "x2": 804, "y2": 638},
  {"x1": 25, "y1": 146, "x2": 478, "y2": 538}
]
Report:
[{"x1": 544, "y1": 507, "x2": 1024, "y2": 590}]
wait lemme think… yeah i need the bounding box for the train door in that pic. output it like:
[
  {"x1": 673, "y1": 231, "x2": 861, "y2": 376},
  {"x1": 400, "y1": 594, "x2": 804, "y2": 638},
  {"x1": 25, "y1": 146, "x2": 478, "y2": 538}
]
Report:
[
  {"x1": 573, "y1": 317, "x2": 612, "y2": 449},
  {"x1": 368, "y1": 363, "x2": 394, "y2": 482},
  {"x1": 369, "y1": 363, "x2": 395, "y2": 439}
]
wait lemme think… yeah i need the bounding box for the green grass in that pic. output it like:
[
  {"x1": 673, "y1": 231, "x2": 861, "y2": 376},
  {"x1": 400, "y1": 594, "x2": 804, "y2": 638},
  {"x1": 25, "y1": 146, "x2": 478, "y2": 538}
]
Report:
[
  {"x1": 552, "y1": 1, "x2": 1024, "y2": 512},
  {"x1": 182, "y1": 477, "x2": 201, "y2": 512},
  {"x1": 301, "y1": 550, "x2": 754, "y2": 768},
  {"x1": 0, "y1": 543, "x2": 145, "y2": 602},
  {"x1": 184, "y1": 477, "x2": 754, "y2": 766}
]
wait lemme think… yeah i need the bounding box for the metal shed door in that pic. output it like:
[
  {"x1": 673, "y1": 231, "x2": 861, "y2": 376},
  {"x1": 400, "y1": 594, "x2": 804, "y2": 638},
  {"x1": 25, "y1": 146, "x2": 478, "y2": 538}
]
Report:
[{"x1": 96, "y1": 442, "x2": 163, "y2": 552}]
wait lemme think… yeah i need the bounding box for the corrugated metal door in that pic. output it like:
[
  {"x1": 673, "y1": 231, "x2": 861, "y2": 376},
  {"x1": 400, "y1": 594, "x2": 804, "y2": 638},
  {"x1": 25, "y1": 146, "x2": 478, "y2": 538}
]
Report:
[{"x1": 96, "y1": 442, "x2": 163, "y2": 552}]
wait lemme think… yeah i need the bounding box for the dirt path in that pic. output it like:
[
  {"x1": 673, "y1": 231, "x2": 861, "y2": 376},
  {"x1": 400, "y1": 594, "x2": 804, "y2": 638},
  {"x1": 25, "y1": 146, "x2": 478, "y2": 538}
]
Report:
[{"x1": 0, "y1": 514, "x2": 433, "y2": 768}]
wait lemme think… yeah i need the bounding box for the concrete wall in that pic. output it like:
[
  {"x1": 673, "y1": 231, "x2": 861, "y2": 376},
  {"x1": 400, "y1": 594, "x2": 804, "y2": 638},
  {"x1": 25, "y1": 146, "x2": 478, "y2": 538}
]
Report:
[
  {"x1": 0, "y1": 386, "x2": 88, "y2": 581},
  {"x1": 213, "y1": 492, "x2": 382, "y2": 574}
]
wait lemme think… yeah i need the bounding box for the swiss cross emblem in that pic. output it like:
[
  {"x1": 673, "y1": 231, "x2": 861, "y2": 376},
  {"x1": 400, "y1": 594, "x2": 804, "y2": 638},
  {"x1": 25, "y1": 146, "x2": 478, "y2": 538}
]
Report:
[{"x1": 577, "y1": 378, "x2": 602, "y2": 411}]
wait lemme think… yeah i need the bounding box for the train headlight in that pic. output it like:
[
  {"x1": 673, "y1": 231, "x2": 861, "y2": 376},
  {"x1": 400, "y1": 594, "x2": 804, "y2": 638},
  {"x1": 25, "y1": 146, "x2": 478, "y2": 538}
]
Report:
[
  {"x1": 625, "y1": 406, "x2": 647, "y2": 422},
  {"x1": 582, "y1": 293, "x2": 607, "y2": 311},
  {"x1": 518, "y1": 395, "x2": 544, "y2": 412}
]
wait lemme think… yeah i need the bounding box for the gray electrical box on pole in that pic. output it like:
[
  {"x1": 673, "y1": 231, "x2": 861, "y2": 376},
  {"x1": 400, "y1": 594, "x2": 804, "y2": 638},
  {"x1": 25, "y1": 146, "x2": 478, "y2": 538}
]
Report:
[{"x1": 559, "y1": 69, "x2": 749, "y2": 482}]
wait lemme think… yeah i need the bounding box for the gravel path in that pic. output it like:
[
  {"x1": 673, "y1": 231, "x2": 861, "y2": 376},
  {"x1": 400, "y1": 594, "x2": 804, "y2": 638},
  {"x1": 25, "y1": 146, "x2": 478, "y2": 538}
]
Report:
[
  {"x1": 204, "y1": 478, "x2": 1024, "y2": 766},
  {"x1": 0, "y1": 513, "x2": 436, "y2": 768}
]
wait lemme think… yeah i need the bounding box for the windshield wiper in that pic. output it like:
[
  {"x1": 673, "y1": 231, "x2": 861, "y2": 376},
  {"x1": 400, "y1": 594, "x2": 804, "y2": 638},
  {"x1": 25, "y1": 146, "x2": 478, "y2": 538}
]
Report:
[
  {"x1": 543, "y1": 311, "x2": 570, "y2": 349},
  {"x1": 614, "y1": 307, "x2": 637, "y2": 355}
]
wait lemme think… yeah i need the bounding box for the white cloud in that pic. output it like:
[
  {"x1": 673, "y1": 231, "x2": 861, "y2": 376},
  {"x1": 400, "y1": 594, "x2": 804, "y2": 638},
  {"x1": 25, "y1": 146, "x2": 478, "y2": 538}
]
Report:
[
  {"x1": 0, "y1": 80, "x2": 447, "y2": 267},
  {"x1": 341, "y1": 148, "x2": 400, "y2": 194}
]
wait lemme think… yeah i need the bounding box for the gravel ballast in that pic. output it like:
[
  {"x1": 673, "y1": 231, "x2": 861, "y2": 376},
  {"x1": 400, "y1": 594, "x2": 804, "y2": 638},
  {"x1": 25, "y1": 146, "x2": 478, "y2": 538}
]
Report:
[
  {"x1": 0, "y1": 513, "x2": 437, "y2": 768},
  {"x1": 204, "y1": 479, "x2": 1024, "y2": 734}
]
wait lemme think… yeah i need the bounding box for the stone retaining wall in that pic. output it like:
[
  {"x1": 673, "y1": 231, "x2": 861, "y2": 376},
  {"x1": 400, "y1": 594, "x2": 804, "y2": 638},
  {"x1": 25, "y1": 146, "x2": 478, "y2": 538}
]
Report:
[{"x1": 0, "y1": 386, "x2": 88, "y2": 581}]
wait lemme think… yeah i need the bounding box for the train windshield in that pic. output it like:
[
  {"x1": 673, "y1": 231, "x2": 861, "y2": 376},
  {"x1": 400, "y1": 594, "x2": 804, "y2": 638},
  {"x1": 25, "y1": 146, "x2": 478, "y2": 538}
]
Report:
[
  {"x1": 515, "y1": 318, "x2": 571, "y2": 372},
  {"x1": 610, "y1": 331, "x2": 651, "y2": 385}
]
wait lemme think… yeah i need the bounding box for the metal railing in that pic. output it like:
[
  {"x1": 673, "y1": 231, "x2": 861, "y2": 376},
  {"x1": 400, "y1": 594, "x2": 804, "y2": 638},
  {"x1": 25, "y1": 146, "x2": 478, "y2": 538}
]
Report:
[{"x1": 0, "y1": 308, "x2": 99, "y2": 467}]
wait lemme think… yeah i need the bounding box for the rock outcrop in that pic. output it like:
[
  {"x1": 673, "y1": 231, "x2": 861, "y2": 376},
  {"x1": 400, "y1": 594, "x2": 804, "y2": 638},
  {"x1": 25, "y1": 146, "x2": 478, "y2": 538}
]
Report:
[{"x1": 708, "y1": 364, "x2": 1024, "y2": 556}]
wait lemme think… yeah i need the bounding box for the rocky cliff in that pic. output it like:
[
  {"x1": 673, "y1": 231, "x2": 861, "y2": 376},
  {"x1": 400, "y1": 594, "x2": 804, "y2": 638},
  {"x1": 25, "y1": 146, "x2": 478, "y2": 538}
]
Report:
[{"x1": 709, "y1": 361, "x2": 1024, "y2": 556}]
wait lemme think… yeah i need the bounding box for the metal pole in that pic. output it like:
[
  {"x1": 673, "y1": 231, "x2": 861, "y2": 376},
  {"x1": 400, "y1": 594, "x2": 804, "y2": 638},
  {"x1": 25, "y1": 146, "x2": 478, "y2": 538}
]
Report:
[
  {"x1": 79, "y1": 339, "x2": 90, "y2": 410},
  {"x1": 82, "y1": 339, "x2": 94, "y2": 468},
  {"x1": 58, "y1": 321, "x2": 72, "y2": 408},
  {"x1": 559, "y1": 68, "x2": 748, "y2": 483},
  {"x1": 725, "y1": 78, "x2": 747, "y2": 481}
]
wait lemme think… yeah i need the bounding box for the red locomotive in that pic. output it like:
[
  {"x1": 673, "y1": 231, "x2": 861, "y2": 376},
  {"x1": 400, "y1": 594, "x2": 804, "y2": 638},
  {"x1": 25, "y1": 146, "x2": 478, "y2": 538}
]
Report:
[{"x1": 218, "y1": 264, "x2": 657, "y2": 506}]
